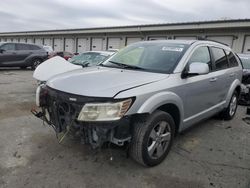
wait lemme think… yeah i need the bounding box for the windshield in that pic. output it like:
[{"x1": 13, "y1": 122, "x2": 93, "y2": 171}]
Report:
[
  {"x1": 239, "y1": 55, "x2": 250, "y2": 69},
  {"x1": 69, "y1": 52, "x2": 111, "y2": 66},
  {"x1": 102, "y1": 42, "x2": 189, "y2": 74}
]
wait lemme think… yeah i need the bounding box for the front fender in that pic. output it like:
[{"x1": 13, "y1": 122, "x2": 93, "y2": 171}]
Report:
[
  {"x1": 137, "y1": 91, "x2": 184, "y2": 121},
  {"x1": 225, "y1": 79, "x2": 241, "y2": 107}
]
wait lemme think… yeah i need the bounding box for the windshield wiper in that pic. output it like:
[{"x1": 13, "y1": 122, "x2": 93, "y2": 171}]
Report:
[
  {"x1": 108, "y1": 61, "x2": 146, "y2": 70},
  {"x1": 73, "y1": 61, "x2": 89, "y2": 68}
]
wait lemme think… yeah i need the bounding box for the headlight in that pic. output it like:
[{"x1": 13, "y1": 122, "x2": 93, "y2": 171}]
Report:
[{"x1": 77, "y1": 99, "x2": 132, "y2": 121}]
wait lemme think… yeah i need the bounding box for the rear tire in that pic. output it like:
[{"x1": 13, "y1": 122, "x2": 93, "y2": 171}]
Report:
[
  {"x1": 129, "y1": 110, "x2": 175, "y2": 167},
  {"x1": 31, "y1": 58, "x2": 42, "y2": 70},
  {"x1": 220, "y1": 91, "x2": 238, "y2": 120}
]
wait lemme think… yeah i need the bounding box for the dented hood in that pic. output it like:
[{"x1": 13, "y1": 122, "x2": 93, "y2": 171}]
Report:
[
  {"x1": 33, "y1": 56, "x2": 81, "y2": 81},
  {"x1": 46, "y1": 66, "x2": 168, "y2": 98}
]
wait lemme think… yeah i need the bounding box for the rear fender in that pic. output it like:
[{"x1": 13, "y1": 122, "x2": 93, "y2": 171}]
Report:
[{"x1": 225, "y1": 79, "x2": 241, "y2": 107}]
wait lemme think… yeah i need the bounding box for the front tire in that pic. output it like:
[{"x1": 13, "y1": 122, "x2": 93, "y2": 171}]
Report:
[
  {"x1": 130, "y1": 110, "x2": 175, "y2": 167},
  {"x1": 221, "y1": 91, "x2": 238, "y2": 120}
]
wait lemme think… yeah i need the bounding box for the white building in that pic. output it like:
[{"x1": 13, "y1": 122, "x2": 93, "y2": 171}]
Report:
[{"x1": 0, "y1": 19, "x2": 250, "y2": 53}]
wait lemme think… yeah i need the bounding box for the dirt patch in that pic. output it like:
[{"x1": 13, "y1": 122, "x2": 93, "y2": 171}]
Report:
[{"x1": 144, "y1": 174, "x2": 204, "y2": 188}]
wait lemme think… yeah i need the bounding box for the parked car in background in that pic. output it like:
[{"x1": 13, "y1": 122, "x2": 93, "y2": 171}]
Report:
[
  {"x1": 49, "y1": 51, "x2": 73, "y2": 60},
  {"x1": 43, "y1": 46, "x2": 54, "y2": 56},
  {"x1": 238, "y1": 53, "x2": 250, "y2": 105},
  {"x1": 238, "y1": 53, "x2": 250, "y2": 82},
  {"x1": 33, "y1": 51, "x2": 115, "y2": 82},
  {"x1": 34, "y1": 40, "x2": 242, "y2": 166},
  {"x1": 0, "y1": 42, "x2": 48, "y2": 69}
]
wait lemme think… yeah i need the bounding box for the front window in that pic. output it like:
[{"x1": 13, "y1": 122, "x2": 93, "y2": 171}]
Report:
[
  {"x1": 69, "y1": 52, "x2": 111, "y2": 66},
  {"x1": 240, "y1": 55, "x2": 250, "y2": 69},
  {"x1": 0, "y1": 43, "x2": 15, "y2": 51},
  {"x1": 188, "y1": 46, "x2": 212, "y2": 71},
  {"x1": 102, "y1": 42, "x2": 189, "y2": 74}
]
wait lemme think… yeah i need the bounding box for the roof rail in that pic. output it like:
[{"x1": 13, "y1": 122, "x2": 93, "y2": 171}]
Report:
[{"x1": 197, "y1": 36, "x2": 229, "y2": 47}]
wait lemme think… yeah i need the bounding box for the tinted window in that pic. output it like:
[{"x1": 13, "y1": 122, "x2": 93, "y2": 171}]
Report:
[
  {"x1": 29, "y1": 45, "x2": 41, "y2": 50},
  {"x1": 225, "y1": 50, "x2": 238, "y2": 67},
  {"x1": 188, "y1": 46, "x2": 211, "y2": 70},
  {"x1": 16, "y1": 44, "x2": 30, "y2": 50},
  {"x1": 211, "y1": 47, "x2": 228, "y2": 70},
  {"x1": 104, "y1": 42, "x2": 189, "y2": 74},
  {"x1": 1, "y1": 43, "x2": 15, "y2": 51}
]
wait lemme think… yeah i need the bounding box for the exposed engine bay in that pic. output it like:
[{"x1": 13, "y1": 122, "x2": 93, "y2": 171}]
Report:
[{"x1": 32, "y1": 85, "x2": 132, "y2": 148}]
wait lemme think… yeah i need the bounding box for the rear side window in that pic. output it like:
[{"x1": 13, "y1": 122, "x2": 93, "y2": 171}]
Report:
[
  {"x1": 16, "y1": 44, "x2": 41, "y2": 50},
  {"x1": 225, "y1": 50, "x2": 239, "y2": 67},
  {"x1": 16, "y1": 44, "x2": 30, "y2": 50},
  {"x1": 188, "y1": 46, "x2": 212, "y2": 71},
  {"x1": 0, "y1": 43, "x2": 15, "y2": 51},
  {"x1": 211, "y1": 47, "x2": 228, "y2": 70}
]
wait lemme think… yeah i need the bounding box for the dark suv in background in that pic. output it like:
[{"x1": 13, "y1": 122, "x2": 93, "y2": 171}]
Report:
[{"x1": 0, "y1": 42, "x2": 48, "y2": 70}]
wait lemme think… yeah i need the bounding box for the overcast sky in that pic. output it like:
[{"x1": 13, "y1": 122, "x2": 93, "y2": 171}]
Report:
[{"x1": 0, "y1": 0, "x2": 250, "y2": 32}]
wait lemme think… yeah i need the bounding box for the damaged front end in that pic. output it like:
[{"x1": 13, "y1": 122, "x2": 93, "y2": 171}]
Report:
[{"x1": 32, "y1": 85, "x2": 133, "y2": 148}]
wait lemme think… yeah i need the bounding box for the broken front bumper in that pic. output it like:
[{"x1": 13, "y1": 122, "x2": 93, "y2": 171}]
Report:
[{"x1": 34, "y1": 85, "x2": 132, "y2": 148}]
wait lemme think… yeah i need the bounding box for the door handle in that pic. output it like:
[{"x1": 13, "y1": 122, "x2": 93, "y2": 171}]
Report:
[
  {"x1": 229, "y1": 73, "x2": 235, "y2": 77},
  {"x1": 210, "y1": 78, "x2": 217, "y2": 82}
]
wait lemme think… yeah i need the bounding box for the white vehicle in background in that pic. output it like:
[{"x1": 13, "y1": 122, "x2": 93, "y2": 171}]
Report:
[
  {"x1": 43, "y1": 46, "x2": 54, "y2": 56},
  {"x1": 33, "y1": 51, "x2": 115, "y2": 83}
]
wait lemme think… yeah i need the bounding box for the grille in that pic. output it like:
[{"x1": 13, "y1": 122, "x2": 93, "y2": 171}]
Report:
[{"x1": 44, "y1": 87, "x2": 114, "y2": 132}]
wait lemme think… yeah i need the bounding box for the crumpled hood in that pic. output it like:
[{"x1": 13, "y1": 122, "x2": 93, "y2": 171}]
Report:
[
  {"x1": 47, "y1": 66, "x2": 168, "y2": 97},
  {"x1": 33, "y1": 56, "x2": 81, "y2": 81}
]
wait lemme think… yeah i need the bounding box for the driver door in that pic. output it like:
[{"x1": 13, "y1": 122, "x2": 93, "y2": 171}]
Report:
[{"x1": 182, "y1": 46, "x2": 221, "y2": 126}]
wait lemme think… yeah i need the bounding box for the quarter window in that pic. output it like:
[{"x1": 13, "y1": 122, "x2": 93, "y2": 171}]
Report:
[
  {"x1": 188, "y1": 46, "x2": 211, "y2": 71},
  {"x1": 16, "y1": 44, "x2": 30, "y2": 50},
  {"x1": 211, "y1": 47, "x2": 228, "y2": 70},
  {"x1": 225, "y1": 50, "x2": 238, "y2": 67},
  {"x1": 29, "y1": 45, "x2": 41, "y2": 50}
]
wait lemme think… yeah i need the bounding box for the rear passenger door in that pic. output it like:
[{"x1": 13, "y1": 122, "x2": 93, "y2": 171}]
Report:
[
  {"x1": 209, "y1": 47, "x2": 231, "y2": 103},
  {"x1": 16, "y1": 44, "x2": 32, "y2": 63}
]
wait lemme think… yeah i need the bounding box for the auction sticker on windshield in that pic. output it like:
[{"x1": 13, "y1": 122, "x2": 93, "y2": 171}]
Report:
[{"x1": 162, "y1": 46, "x2": 183, "y2": 52}]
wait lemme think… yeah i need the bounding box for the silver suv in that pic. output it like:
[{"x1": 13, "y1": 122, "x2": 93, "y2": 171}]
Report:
[{"x1": 35, "y1": 40, "x2": 242, "y2": 166}]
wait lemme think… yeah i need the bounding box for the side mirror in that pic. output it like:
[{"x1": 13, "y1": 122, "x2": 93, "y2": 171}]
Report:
[
  {"x1": 182, "y1": 62, "x2": 209, "y2": 78},
  {"x1": 189, "y1": 62, "x2": 209, "y2": 75}
]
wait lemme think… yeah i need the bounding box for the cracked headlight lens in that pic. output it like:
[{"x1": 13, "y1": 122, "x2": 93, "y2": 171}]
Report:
[{"x1": 77, "y1": 99, "x2": 132, "y2": 121}]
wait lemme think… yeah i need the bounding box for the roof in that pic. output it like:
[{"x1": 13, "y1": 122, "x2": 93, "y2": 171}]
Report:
[{"x1": 0, "y1": 19, "x2": 250, "y2": 36}]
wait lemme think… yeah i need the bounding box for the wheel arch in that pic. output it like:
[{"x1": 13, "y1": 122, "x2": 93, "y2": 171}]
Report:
[
  {"x1": 157, "y1": 103, "x2": 181, "y2": 135},
  {"x1": 225, "y1": 79, "x2": 241, "y2": 107},
  {"x1": 136, "y1": 92, "x2": 184, "y2": 133}
]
